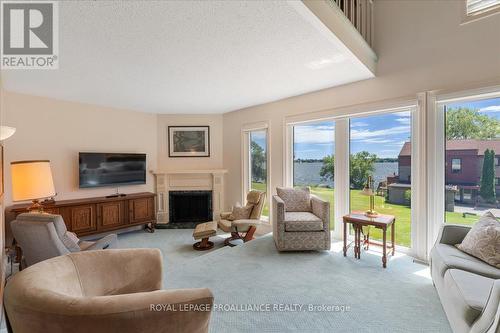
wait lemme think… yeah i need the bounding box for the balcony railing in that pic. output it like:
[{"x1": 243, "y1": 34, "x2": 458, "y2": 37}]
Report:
[{"x1": 328, "y1": 0, "x2": 374, "y2": 48}]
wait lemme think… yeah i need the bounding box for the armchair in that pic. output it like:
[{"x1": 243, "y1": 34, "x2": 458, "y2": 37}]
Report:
[
  {"x1": 218, "y1": 190, "x2": 266, "y2": 245},
  {"x1": 4, "y1": 249, "x2": 213, "y2": 333},
  {"x1": 273, "y1": 187, "x2": 330, "y2": 251},
  {"x1": 11, "y1": 213, "x2": 117, "y2": 267}
]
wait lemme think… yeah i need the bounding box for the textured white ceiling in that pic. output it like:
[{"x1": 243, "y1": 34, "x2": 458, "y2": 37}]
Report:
[{"x1": 1, "y1": 0, "x2": 374, "y2": 114}]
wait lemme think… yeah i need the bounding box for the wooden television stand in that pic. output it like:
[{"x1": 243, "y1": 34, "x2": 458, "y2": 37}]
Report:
[{"x1": 9, "y1": 192, "x2": 157, "y2": 236}]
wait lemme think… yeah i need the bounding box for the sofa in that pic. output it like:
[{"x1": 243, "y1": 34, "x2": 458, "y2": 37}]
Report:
[
  {"x1": 4, "y1": 248, "x2": 213, "y2": 333},
  {"x1": 272, "y1": 187, "x2": 330, "y2": 251},
  {"x1": 430, "y1": 224, "x2": 500, "y2": 333},
  {"x1": 11, "y1": 213, "x2": 117, "y2": 267}
]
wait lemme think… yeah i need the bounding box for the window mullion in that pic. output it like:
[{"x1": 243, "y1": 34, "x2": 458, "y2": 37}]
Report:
[{"x1": 333, "y1": 119, "x2": 349, "y2": 240}]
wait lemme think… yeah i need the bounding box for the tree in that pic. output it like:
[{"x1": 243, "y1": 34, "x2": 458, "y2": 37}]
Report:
[
  {"x1": 446, "y1": 107, "x2": 500, "y2": 140},
  {"x1": 319, "y1": 155, "x2": 334, "y2": 181},
  {"x1": 350, "y1": 151, "x2": 378, "y2": 189},
  {"x1": 404, "y1": 189, "x2": 411, "y2": 207},
  {"x1": 320, "y1": 151, "x2": 377, "y2": 189},
  {"x1": 479, "y1": 149, "x2": 496, "y2": 203},
  {"x1": 250, "y1": 141, "x2": 266, "y2": 182}
]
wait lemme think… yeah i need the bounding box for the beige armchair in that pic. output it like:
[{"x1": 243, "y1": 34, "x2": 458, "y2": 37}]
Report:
[
  {"x1": 218, "y1": 190, "x2": 266, "y2": 245},
  {"x1": 4, "y1": 249, "x2": 213, "y2": 333},
  {"x1": 273, "y1": 187, "x2": 330, "y2": 251}
]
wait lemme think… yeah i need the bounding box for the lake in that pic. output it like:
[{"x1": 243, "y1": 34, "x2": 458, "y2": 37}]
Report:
[{"x1": 293, "y1": 161, "x2": 398, "y2": 188}]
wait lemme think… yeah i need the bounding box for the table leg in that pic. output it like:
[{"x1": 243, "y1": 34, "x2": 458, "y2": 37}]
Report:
[
  {"x1": 382, "y1": 227, "x2": 387, "y2": 268},
  {"x1": 352, "y1": 225, "x2": 355, "y2": 258},
  {"x1": 356, "y1": 226, "x2": 361, "y2": 259},
  {"x1": 357, "y1": 226, "x2": 362, "y2": 259},
  {"x1": 391, "y1": 220, "x2": 395, "y2": 256},
  {"x1": 353, "y1": 226, "x2": 357, "y2": 259},
  {"x1": 343, "y1": 220, "x2": 347, "y2": 257},
  {"x1": 354, "y1": 225, "x2": 357, "y2": 259}
]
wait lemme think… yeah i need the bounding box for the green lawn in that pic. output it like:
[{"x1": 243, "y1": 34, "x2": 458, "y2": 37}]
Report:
[{"x1": 252, "y1": 182, "x2": 478, "y2": 248}]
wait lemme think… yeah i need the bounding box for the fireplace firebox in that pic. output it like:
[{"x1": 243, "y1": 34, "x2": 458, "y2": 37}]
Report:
[{"x1": 169, "y1": 191, "x2": 213, "y2": 224}]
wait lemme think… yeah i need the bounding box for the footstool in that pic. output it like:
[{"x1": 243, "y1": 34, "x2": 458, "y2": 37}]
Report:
[{"x1": 192, "y1": 221, "x2": 217, "y2": 251}]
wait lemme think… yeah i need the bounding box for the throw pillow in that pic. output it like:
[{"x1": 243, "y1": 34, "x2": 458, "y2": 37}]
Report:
[
  {"x1": 456, "y1": 211, "x2": 500, "y2": 268},
  {"x1": 276, "y1": 187, "x2": 311, "y2": 212},
  {"x1": 61, "y1": 231, "x2": 81, "y2": 252},
  {"x1": 247, "y1": 191, "x2": 263, "y2": 205},
  {"x1": 66, "y1": 231, "x2": 80, "y2": 244},
  {"x1": 228, "y1": 204, "x2": 253, "y2": 221}
]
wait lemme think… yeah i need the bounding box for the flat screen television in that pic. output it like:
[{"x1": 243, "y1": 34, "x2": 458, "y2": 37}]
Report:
[{"x1": 79, "y1": 153, "x2": 146, "y2": 188}]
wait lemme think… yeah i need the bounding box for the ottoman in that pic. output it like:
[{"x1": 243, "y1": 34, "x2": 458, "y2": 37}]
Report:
[{"x1": 192, "y1": 221, "x2": 217, "y2": 251}]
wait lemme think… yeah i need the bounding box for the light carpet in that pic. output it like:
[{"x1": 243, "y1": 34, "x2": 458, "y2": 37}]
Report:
[{"x1": 118, "y1": 229, "x2": 451, "y2": 333}]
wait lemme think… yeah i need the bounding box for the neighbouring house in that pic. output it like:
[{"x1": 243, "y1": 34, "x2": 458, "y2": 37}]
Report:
[{"x1": 394, "y1": 140, "x2": 500, "y2": 206}]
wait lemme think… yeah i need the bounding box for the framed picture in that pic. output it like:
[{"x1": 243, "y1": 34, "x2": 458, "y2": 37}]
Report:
[{"x1": 168, "y1": 126, "x2": 210, "y2": 157}]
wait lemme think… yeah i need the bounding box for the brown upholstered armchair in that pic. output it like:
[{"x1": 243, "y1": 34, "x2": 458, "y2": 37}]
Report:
[
  {"x1": 4, "y1": 249, "x2": 213, "y2": 333},
  {"x1": 218, "y1": 190, "x2": 266, "y2": 245},
  {"x1": 272, "y1": 187, "x2": 330, "y2": 251}
]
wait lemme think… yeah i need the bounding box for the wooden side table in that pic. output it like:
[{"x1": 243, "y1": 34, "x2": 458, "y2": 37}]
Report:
[{"x1": 343, "y1": 213, "x2": 395, "y2": 268}]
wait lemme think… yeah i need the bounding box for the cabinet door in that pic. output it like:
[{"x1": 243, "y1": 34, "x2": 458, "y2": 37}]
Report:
[
  {"x1": 67, "y1": 205, "x2": 96, "y2": 234},
  {"x1": 44, "y1": 207, "x2": 60, "y2": 215},
  {"x1": 129, "y1": 197, "x2": 154, "y2": 224},
  {"x1": 97, "y1": 201, "x2": 125, "y2": 230}
]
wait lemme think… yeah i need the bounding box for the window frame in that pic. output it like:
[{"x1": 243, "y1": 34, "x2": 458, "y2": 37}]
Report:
[
  {"x1": 461, "y1": 0, "x2": 500, "y2": 24},
  {"x1": 241, "y1": 122, "x2": 271, "y2": 220},
  {"x1": 284, "y1": 99, "x2": 421, "y2": 255},
  {"x1": 431, "y1": 85, "x2": 500, "y2": 249},
  {"x1": 280, "y1": 84, "x2": 500, "y2": 262},
  {"x1": 451, "y1": 158, "x2": 462, "y2": 173},
  {"x1": 347, "y1": 108, "x2": 417, "y2": 250}
]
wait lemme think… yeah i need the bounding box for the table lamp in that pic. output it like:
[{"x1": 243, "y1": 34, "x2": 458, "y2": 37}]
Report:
[
  {"x1": 11, "y1": 160, "x2": 56, "y2": 212},
  {"x1": 0, "y1": 126, "x2": 16, "y2": 141},
  {"x1": 360, "y1": 175, "x2": 378, "y2": 218}
]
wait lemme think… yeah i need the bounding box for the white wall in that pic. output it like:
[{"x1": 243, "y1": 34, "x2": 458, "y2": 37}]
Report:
[
  {"x1": 156, "y1": 114, "x2": 223, "y2": 171},
  {"x1": 222, "y1": 0, "x2": 500, "y2": 210},
  {"x1": 2, "y1": 91, "x2": 158, "y2": 206}
]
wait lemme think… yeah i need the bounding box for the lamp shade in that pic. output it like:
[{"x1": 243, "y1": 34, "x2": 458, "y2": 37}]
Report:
[
  {"x1": 361, "y1": 187, "x2": 375, "y2": 196},
  {"x1": 0, "y1": 126, "x2": 16, "y2": 141},
  {"x1": 11, "y1": 160, "x2": 56, "y2": 202}
]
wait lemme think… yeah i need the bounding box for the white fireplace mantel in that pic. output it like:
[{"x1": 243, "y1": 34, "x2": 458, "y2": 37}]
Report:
[{"x1": 151, "y1": 169, "x2": 227, "y2": 224}]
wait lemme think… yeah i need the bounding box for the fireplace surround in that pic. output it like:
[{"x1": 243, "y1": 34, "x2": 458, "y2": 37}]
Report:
[{"x1": 152, "y1": 169, "x2": 227, "y2": 227}]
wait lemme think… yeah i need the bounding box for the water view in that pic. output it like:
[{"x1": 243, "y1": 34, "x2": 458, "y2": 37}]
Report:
[
  {"x1": 246, "y1": 99, "x2": 500, "y2": 248},
  {"x1": 294, "y1": 161, "x2": 397, "y2": 188}
]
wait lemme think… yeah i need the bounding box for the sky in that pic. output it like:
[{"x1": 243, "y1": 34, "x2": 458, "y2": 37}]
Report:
[
  {"x1": 249, "y1": 98, "x2": 500, "y2": 160},
  {"x1": 293, "y1": 111, "x2": 412, "y2": 160},
  {"x1": 446, "y1": 96, "x2": 500, "y2": 114},
  {"x1": 289, "y1": 97, "x2": 500, "y2": 160}
]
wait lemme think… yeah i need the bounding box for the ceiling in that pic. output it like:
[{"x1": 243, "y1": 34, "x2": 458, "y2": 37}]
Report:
[{"x1": 1, "y1": 0, "x2": 374, "y2": 114}]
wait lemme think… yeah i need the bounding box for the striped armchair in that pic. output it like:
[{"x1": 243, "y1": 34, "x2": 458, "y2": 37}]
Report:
[{"x1": 272, "y1": 187, "x2": 330, "y2": 251}]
